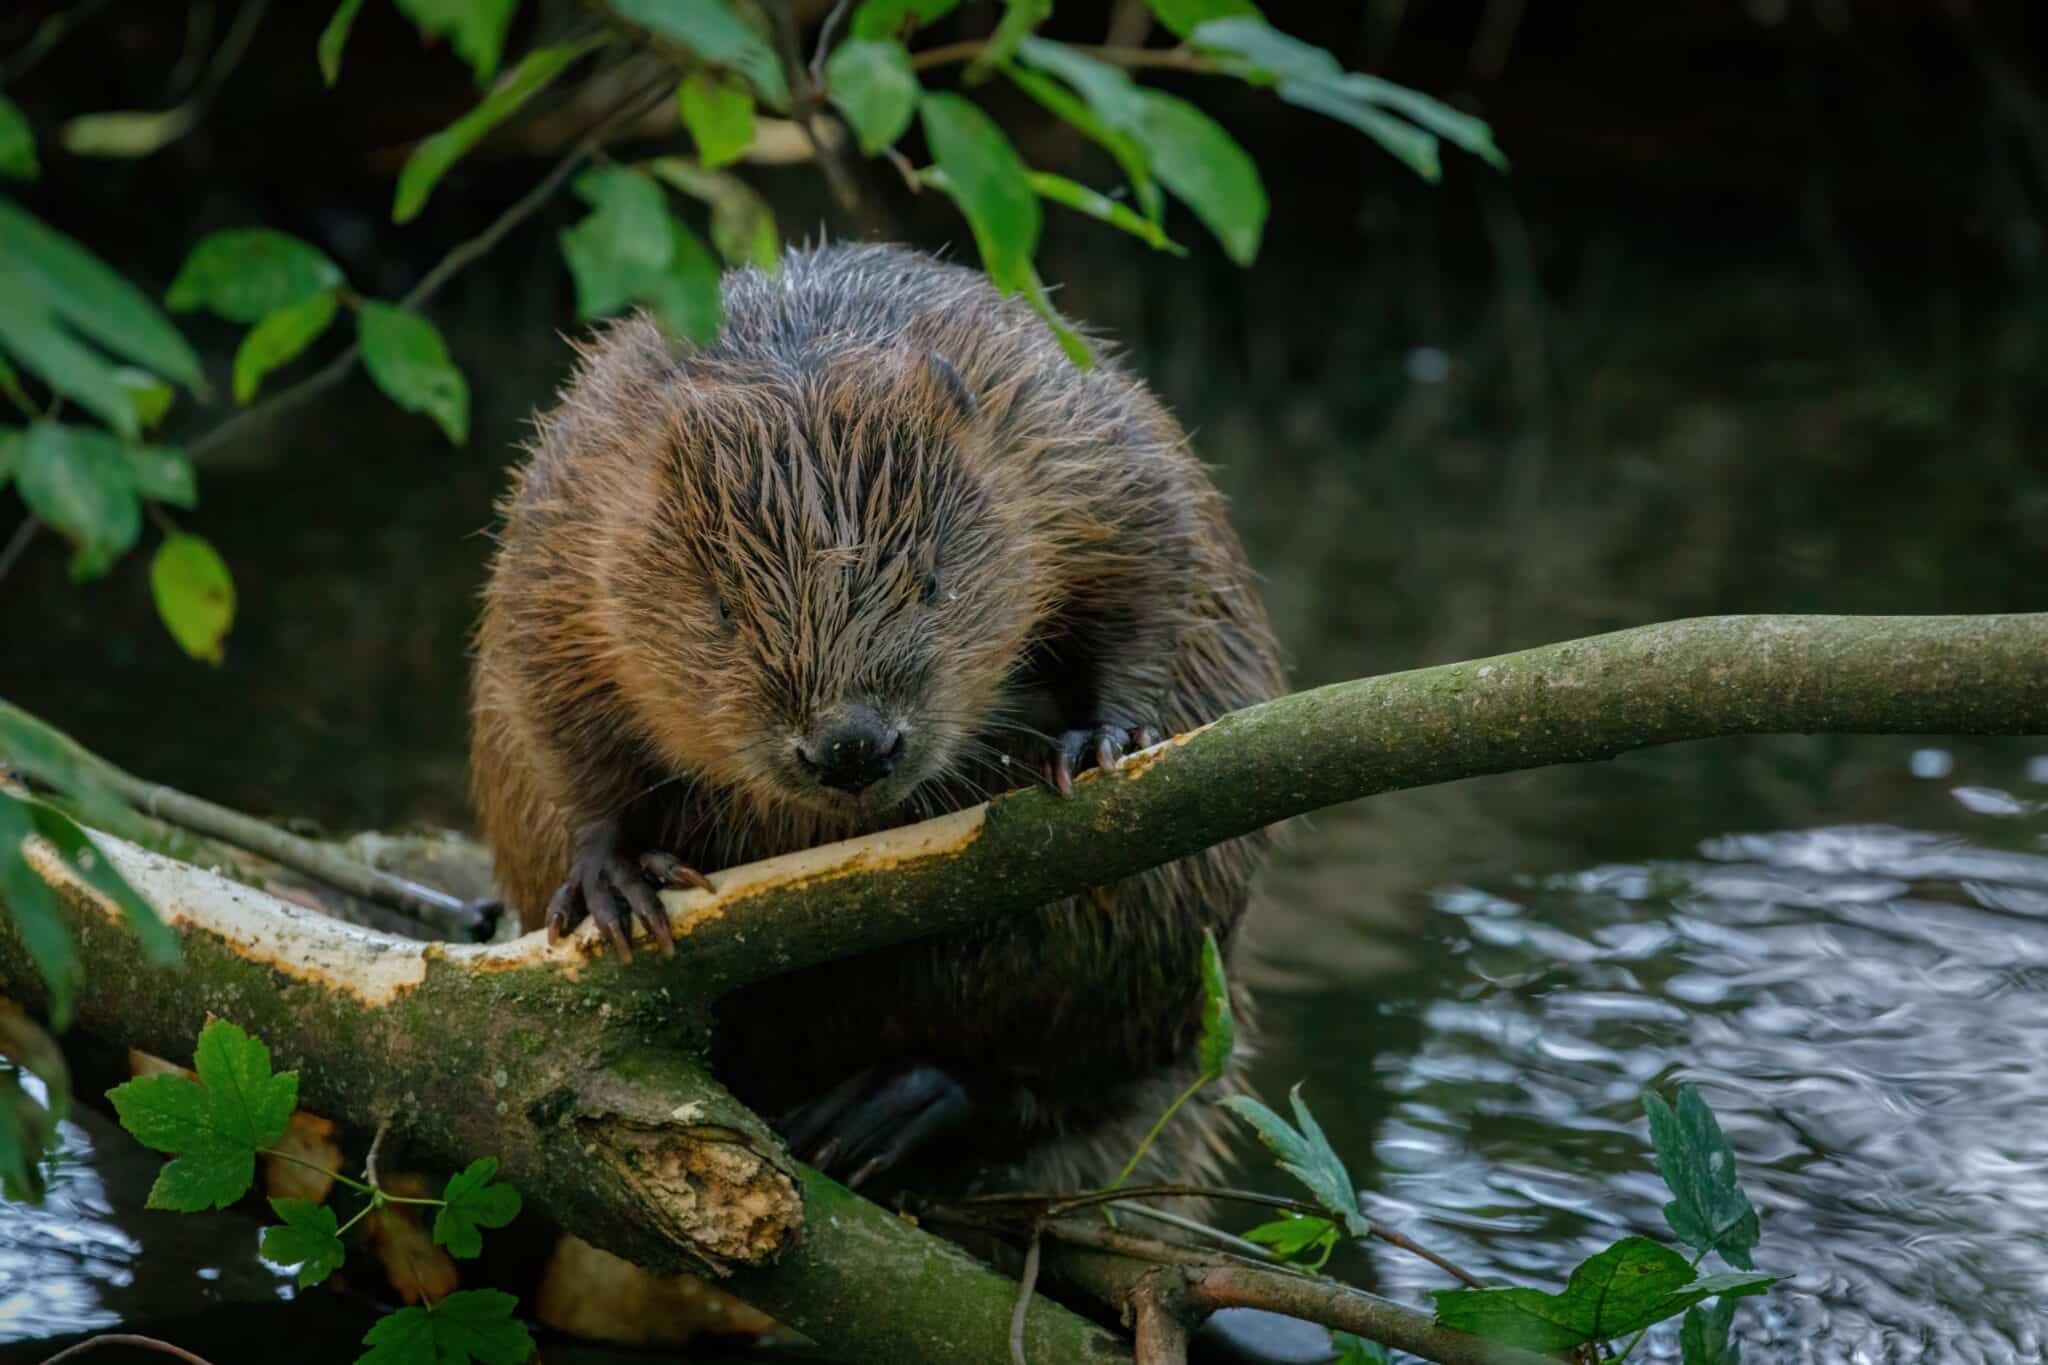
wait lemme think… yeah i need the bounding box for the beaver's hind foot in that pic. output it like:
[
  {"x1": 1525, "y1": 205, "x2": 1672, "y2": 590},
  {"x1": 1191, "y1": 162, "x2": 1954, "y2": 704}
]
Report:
[{"x1": 781, "y1": 1062, "x2": 974, "y2": 1189}]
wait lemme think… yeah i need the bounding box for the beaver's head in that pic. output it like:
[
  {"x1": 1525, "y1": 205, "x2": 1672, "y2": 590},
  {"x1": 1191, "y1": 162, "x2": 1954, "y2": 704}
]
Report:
[{"x1": 615, "y1": 342, "x2": 1041, "y2": 823}]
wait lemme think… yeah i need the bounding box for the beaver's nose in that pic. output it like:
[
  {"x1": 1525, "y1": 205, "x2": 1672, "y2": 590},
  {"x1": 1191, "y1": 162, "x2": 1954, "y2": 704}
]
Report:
[{"x1": 800, "y1": 704, "x2": 905, "y2": 793}]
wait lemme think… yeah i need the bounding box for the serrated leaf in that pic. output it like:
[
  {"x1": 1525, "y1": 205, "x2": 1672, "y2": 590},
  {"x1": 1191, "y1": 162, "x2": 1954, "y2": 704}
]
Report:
[
  {"x1": 393, "y1": 35, "x2": 605, "y2": 224},
  {"x1": 393, "y1": 0, "x2": 519, "y2": 84},
  {"x1": 357, "y1": 303, "x2": 469, "y2": 445},
  {"x1": 1145, "y1": 0, "x2": 1262, "y2": 39},
  {"x1": 1242, "y1": 1214, "x2": 1335, "y2": 1257},
  {"x1": 1681, "y1": 1294, "x2": 1743, "y2": 1365},
  {"x1": 919, "y1": 93, "x2": 1039, "y2": 293},
  {"x1": 965, "y1": 0, "x2": 1049, "y2": 83},
  {"x1": 0, "y1": 198, "x2": 203, "y2": 395},
  {"x1": 1004, "y1": 64, "x2": 1161, "y2": 221},
  {"x1": 1031, "y1": 171, "x2": 1183, "y2": 254},
  {"x1": 1432, "y1": 1237, "x2": 1775, "y2": 1353},
  {"x1": 646, "y1": 158, "x2": 780, "y2": 271},
  {"x1": 433, "y1": 1156, "x2": 522, "y2": 1258},
  {"x1": 262, "y1": 1196, "x2": 347, "y2": 1287},
  {"x1": 1646, "y1": 1086, "x2": 1761, "y2": 1270},
  {"x1": 166, "y1": 229, "x2": 345, "y2": 325},
  {"x1": 606, "y1": 0, "x2": 788, "y2": 109},
  {"x1": 680, "y1": 71, "x2": 755, "y2": 168},
  {"x1": 1331, "y1": 1332, "x2": 1391, "y2": 1365},
  {"x1": 112, "y1": 368, "x2": 175, "y2": 430},
  {"x1": 105, "y1": 1019, "x2": 298, "y2": 1211},
  {"x1": 234, "y1": 289, "x2": 340, "y2": 403},
  {"x1": 850, "y1": 0, "x2": 962, "y2": 40},
  {"x1": 22, "y1": 798, "x2": 176, "y2": 966},
  {"x1": 14, "y1": 422, "x2": 140, "y2": 580},
  {"x1": 1196, "y1": 926, "x2": 1235, "y2": 1078},
  {"x1": 151, "y1": 533, "x2": 236, "y2": 665},
  {"x1": 359, "y1": 1288, "x2": 535, "y2": 1365},
  {"x1": 318, "y1": 0, "x2": 368, "y2": 85},
  {"x1": 0, "y1": 791, "x2": 83, "y2": 1031},
  {"x1": 1191, "y1": 18, "x2": 1504, "y2": 179},
  {"x1": 826, "y1": 39, "x2": 919, "y2": 156},
  {"x1": 1220, "y1": 1085, "x2": 1366, "y2": 1237},
  {"x1": 0, "y1": 92, "x2": 37, "y2": 181}
]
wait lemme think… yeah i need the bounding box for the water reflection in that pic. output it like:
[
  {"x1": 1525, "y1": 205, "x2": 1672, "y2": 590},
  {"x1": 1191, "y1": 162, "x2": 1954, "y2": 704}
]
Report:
[{"x1": 1328, "y1": 772, "x2": 2048, "y2": 1363}]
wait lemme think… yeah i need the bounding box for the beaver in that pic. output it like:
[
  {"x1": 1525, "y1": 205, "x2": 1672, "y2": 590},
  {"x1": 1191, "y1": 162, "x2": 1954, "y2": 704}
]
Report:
[{"x1": 470, "y1": 241, "x2": 1285, "y2": 1196}]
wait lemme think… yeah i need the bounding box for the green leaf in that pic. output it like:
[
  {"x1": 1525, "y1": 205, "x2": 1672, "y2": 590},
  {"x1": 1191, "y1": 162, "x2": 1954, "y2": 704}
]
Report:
[
  {"x1": 0, "y1": 198, "x2": 204, "y2": 394},
  {"x1": 826, "y1": 39, "x2": 920, "y2": 156},
  {"x1": 0, "y1": 699, "x2": 133, "y2": 829},
  {"x1": 559, "y1": 167, "x2": 726, "y2": 344},
  {"x1": 433, "y1": 1156, "x2": 523, "y2": 1258},
  {"x1": 1330, "y1": 1332, "x2": 1391, "y2": 1365},
  {"x1": 121, "y1": 443, "x2": 196, "y2": 508},
  {"x1": 1011, "y1": 40, "x2": 1264, "y2": 263},
  {"x1": 1646, "y1": 1085, "x2": 1761, "y2": 1270},
  {"x1": 0, "y1": 791, "x2": 83, "y2": 1031},
  {"x1": 234, "y1": 289, "x2": 341, "y2": 403},
  {"x1": 22, "y1": 795, "x2": 177, "y2": 966},
  {"x1": 59, "y1": 106, "x2": 200, "y2": 159},
  {"x1": 113, "y1": 368, "x2": 175, "y2": 431},
  {"x1": 639, "y1": 221, "x2": 724, "y2": 344},
  {"x1": 1220, "y1": 1085, "x2": 1366, "y2": 1237},
  {"x1": 1196, "y1": 926, "x2": 1235, "y2": 1078},
  {"x1": 357, "y1": 303, "x2": 470, "y2": 445},
  {"x1": 318, "y1": 0, "x2": 368, "y2": 85},
  {"x1": 965, "y1": 0, "x2": 1050, "y2": 83},
  {"x1": 15, "y1": 422, "x2": 141, "y2": 580},
  {"x1": 263, "y1": 1197, "x2": 347, "y2": 1287},
  {"x1": 0, "y1": 92, "x2": 37, "y2": 181},
  {"x1": 1017, "y1": 262, "x2": 1092, "y2": 367},
  {"x1": 105, "y1": 1019, "x2": 298, "y2": 1212},
  {"x1": 606, "y1": 0, "x2": 789, "y2": 109},
  {"x1": 1242, "y1": 1214, "x2": 1335, "y2": 1257},
  {"x1": 679, "y1": 71, "x2": 755, "y2": 168},
  {"x1": 1145, "y1": 0, "x2": 1262, "y2": 39},
  {"x1": 0, "y1": 1067, "x2": 59, "y2": 1203},
  {"x1": 393, "y1": 0, "x2": 519, "y2": 84},
  {"x1": 0, "y1": 428, "x2": 17, "y2": 487},
  {"x1": 1432, "y1": 1237, "x2": 1776, "y2": 1354},
  {"x1": 1190, "y1": 18, "x2": 1505, "y2": 179},
  {"x1": 850, "y1": 0, "x2": 962, "y2": 40},
  {"x1": 1004, "y1": 64, "x2": 1161, "y2": 221},
  {"x1": 151, "y1": 533, "x2": 236, "y2": 666},
  {"x1": 919, "y1": 93, "x2": 1040, "y2": 293},
  {"x1": 570, "y1": 166, "x2": 674, "y2": 275},
  {"x1": 392, "y1": 35, "x2": 606, "y2": 223},
  {"x1": 166, "y1": 229, "x2": 345, "y2": 325},
  {"x1": 1681, "y1": 1294, "x2": 1742, "y2": 1365},
  {"x1": 1128, "y1": 90, "x2": 1264, "y2": 265},
  {"x1": 645, "y1": 158, "x2": 780, "y2": 271},
  {"x1": 359, "y1": 1288, "x2": 535, "y2": 1365},
  {"x1": 1030, "y1": 171, "x2": 1183, "y2": 254}
]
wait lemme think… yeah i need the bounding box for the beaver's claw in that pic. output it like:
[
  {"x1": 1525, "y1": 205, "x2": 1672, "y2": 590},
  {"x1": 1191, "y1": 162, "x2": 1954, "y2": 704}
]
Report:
[
  {"x1": 780, "y1": 1062, "x2": 974, "y2": 1189},
  {"x1": 1049, "y1": 721, "x2": 1160, "y2": 797},
  {"x1": 546, "y1": 841, "x2": 708, "y2": 963}
]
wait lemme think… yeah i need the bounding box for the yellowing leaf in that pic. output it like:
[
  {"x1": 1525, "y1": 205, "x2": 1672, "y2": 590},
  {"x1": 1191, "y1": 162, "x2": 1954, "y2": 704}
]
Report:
[{"x1": 151, "y1": 532, "x2": 236, "y2": 665}]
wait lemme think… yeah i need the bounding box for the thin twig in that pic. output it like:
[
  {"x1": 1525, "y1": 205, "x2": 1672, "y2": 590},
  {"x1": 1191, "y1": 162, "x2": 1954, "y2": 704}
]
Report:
[
  {"x1": 186, "y1": 78, "x2": 671, "y2": 464},
  {"x1": 910, "y1": 39, "x2": 1213, "y2": 74},
  {"x1": 39, "y1": 1335, "x2": 218, "y2": 1365},
  {"x1": 1112, "y1": 1201, "x2": 1280, "y2": 1262},
  {"x1": 809, "y1": 0, "x2": 855, "y2": 87},
  {"x1": 0, "y1": 519, "x2": 36, "y2": 585},
  {"x1": 1131, "y1": 1271, "x2": 1191, "y2": 1365},
  {"x1": 364, "y1": 1118, "x2": 390, "y2": 1188},
  {"x1": 764, "y1": 0, "x2": 870, "y2": 224},
  {"x1": 0, "y1": 0, "x2": 114, "y2": 84},
  {"x1": 1009, "y1": 1226, "x2": 1042, "y2": 1365}
]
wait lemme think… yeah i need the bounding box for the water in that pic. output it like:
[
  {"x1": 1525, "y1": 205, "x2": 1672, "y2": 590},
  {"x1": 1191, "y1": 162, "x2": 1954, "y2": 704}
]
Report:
[{"x1": 3, "y1": 184, "x2": 2047, "y2": 1357}]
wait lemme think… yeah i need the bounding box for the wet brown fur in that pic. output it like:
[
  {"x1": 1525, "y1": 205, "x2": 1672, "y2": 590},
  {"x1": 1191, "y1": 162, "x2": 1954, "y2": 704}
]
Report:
[{"x1": 471, "y1": 243, "x2": 1285, "y2": 1195}]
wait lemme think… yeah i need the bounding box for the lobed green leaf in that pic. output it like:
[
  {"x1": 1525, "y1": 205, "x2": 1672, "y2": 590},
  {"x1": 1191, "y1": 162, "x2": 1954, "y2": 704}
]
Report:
[
  {"x1": 433, "y1": 1156, "x2": 523, "y2": 1258},
  {"x1": 1220, "y1": 1084, "x2": 1366, "y2": 1237},
  {"x1": 105, "y1": 1019, "x2": 298, "y2": 1212},
  {"x1": 359, "y1": 1288, "x2": 535, "y2": 1365},
  {"x1": 1646, "y1": 1085, "x2": 1761, "y2": 1270},
  {"x1": 357, "y1": 303, "x2": 470, "y2": 445},
  {"x1": 262, "y1": 1197, "x2": 347, "y2": 1287},
  {"x1": 151, "y1": 532, "x2": 236, "y2": 666},
  {"x1": 1681, "y1": 1294, "x2": 1743, "y2": 1365}
]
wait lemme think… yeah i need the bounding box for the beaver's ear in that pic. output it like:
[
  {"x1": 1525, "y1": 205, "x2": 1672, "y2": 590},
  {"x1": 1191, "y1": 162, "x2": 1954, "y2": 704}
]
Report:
[{"x1": 923, "y1": 350, "x2": 979, "y2": 424}]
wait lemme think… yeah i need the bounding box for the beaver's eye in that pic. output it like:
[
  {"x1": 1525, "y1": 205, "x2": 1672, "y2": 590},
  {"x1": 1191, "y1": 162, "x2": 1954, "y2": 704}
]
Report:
[
  {"x1": 715, "y1": 596, "x2": 736, "y2": 633},
  {"x1": 920, "y1": 571, "x2": 941, "y2": 607}
]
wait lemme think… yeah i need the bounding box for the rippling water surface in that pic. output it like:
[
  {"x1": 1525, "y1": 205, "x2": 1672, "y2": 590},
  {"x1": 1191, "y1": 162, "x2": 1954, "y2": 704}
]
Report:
[{"x1": 1276, "y1": 758, "x2": 2048, "y2": 1363}]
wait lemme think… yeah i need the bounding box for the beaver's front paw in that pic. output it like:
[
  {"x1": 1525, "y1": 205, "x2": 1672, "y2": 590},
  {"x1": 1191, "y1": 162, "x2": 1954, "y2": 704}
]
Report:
[
  {"x1": 1049, "y1": 721, "x2": 1160, "y2": 797},
  {"x1": 780, "y1": 1062, "x2": 974, "y2": 1189},
  {"x1": 545, "y1": 827, "x2": 712, "y2": 963}
]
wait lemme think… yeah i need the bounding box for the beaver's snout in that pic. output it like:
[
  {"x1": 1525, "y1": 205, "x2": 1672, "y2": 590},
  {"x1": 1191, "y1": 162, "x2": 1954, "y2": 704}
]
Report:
[{"x1": 798, "y1": 701, "x2": 906, "y2": 793}]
